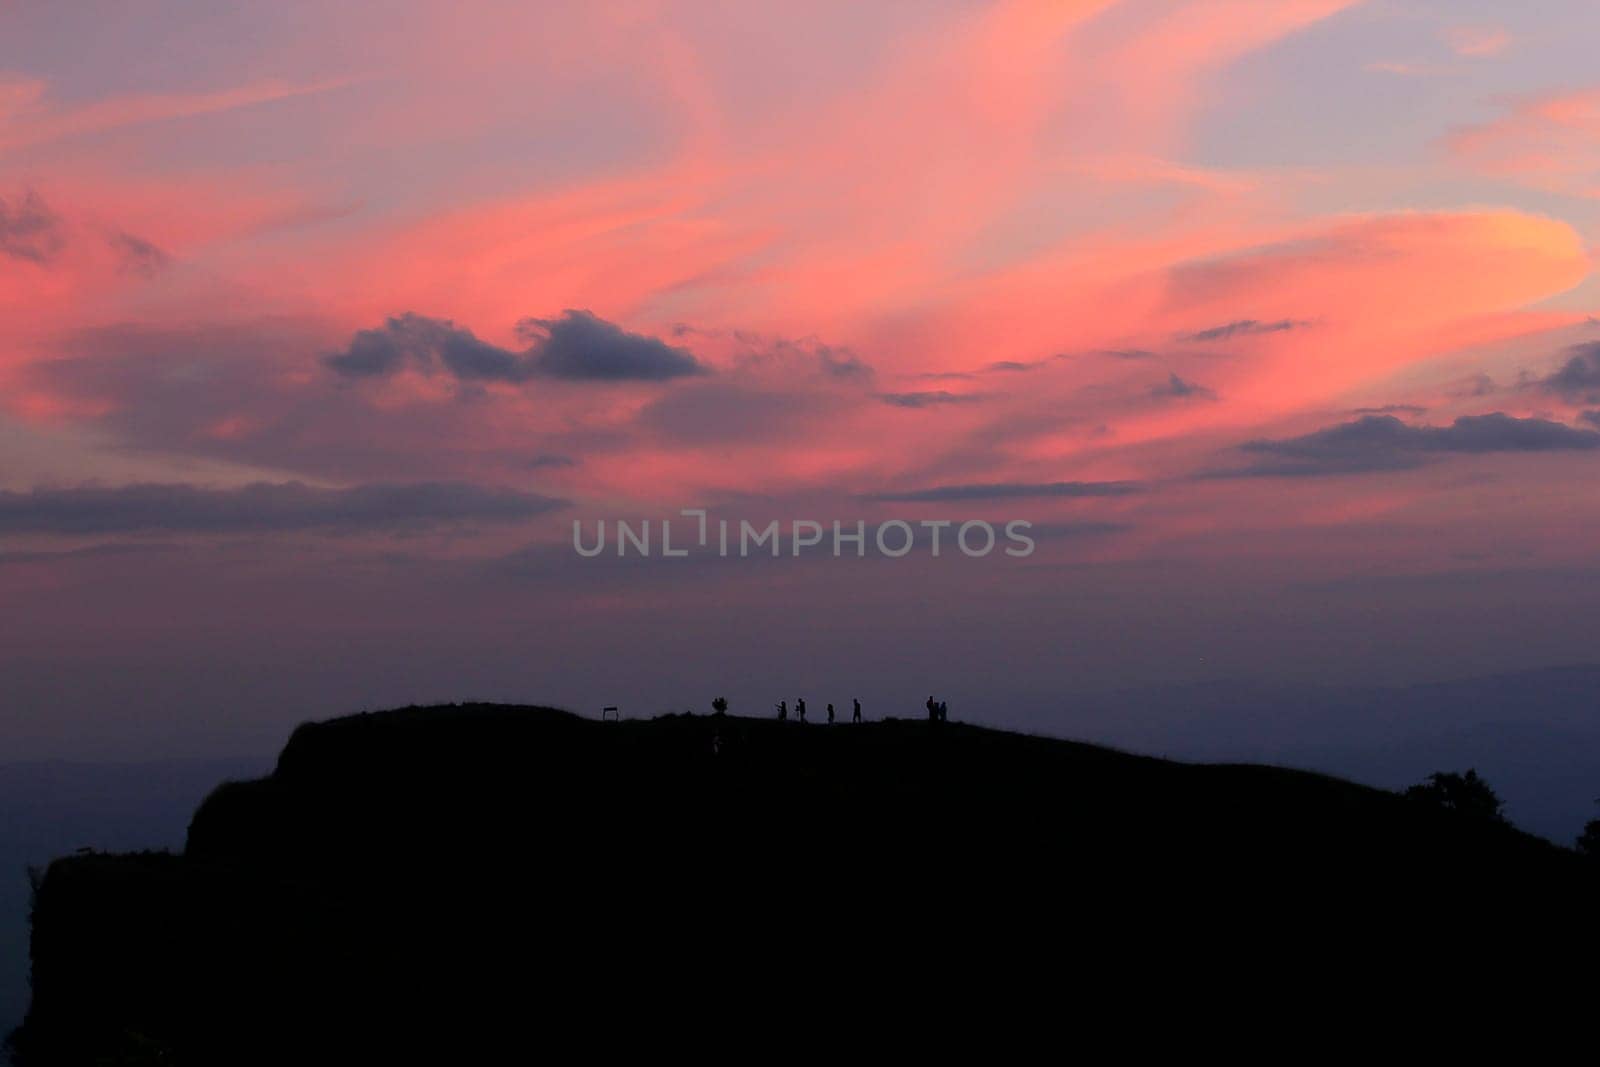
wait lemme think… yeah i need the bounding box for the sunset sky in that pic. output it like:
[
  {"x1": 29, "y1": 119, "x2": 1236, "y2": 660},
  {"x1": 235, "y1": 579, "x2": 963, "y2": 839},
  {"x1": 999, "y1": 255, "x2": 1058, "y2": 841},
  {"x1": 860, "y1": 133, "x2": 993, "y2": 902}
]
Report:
[{"x1": 5, "y1": 0, "x2": 1600, "y2": 759}]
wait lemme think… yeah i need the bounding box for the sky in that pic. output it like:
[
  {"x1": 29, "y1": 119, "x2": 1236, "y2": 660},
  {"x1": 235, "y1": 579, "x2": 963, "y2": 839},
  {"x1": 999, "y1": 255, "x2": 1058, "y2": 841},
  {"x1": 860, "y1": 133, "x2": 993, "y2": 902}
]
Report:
[{"x1": 5, "y1": 0, "x2": 1600, "y2": 761}]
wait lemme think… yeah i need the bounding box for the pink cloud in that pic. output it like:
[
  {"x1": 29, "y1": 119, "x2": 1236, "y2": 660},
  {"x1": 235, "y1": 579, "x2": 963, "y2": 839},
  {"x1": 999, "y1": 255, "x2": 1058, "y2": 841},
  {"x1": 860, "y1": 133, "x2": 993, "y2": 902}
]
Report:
[
  {"x1": 1445, "y1": 25, "x2": 1512, "y2": 59},
  {"x1": 3, "y1": 0, "x2": 1595, "y2": 547},
  {"x1": 1448, "y1": 88, "x2": 1600, "y2": 197}
]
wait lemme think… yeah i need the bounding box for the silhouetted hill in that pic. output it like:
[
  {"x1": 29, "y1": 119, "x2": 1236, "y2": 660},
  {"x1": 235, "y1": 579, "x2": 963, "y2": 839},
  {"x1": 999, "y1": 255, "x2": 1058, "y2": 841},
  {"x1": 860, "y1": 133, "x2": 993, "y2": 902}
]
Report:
[{"x1": 9, "y1": 705, "x2": 1594, "y2": 1063}]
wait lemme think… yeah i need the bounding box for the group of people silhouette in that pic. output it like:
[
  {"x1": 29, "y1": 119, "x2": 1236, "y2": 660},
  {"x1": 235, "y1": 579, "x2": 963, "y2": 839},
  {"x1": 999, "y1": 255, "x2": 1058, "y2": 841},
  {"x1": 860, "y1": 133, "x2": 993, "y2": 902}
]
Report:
[
  {"x1": 771, "y1": 696, "x2": 950, "y2": 723},
  {"x1": 776, "y1": 697, "x2": 862, "y2": 724}
]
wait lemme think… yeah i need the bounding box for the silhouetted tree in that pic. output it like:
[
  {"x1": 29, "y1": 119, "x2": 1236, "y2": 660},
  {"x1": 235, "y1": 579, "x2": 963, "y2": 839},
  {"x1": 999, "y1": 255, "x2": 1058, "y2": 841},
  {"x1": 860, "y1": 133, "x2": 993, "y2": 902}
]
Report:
[
  {"x1": 1577, "y1": 798, "x2": 1600, "y2": 858},
  {"x1": 712, "y1": 696, "x2": 729, "y2": 715},
  {"x1": 1576, "y1": 819, "x2": 1600, "y2": 858},
  {"x1": 1404, "y1": 769, "x2": 1505, "y2": 823}
]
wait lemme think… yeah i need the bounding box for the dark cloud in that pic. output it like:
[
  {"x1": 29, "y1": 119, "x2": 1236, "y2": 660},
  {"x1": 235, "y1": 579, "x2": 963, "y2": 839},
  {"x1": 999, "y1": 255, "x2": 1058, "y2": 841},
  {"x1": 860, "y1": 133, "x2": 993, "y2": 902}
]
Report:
[
  {"x1": 0, "y1": 481, "x2": 565, "y2": 535},
  {"x1": 1150, "y1": 373, "x2": 1215, "y2": 400},
  {"x1": 109, "y1": 231, "x2": 170, "y2": 277},
  {"x1": 1098, "y1": 348, "x2": 1157, "y2": 360},
  {"x1": 324, "y1": 313, "x2": 523, "y2": 380},
  {"x1": 325, "y1": 310, "x2": 705, "y2": 383},
  {"x1": 1221, "y1": 413, "x2": 1600, "y2": 477},
  {"x1": 525, "y1": 453, "x2": 577, "y2": 469},
  {"x1": 876, "y1": 390, "x2": 984, "y2": 408},
  {"x1": 1180, "y1": 319, "x2": 1308, "y2": 343},
  {"x1": 516, "y1": 309, "x2": 705, "y2": 380},
  {"x1": 1537, "y1": 342, "x2": 1600, "y2": 404},
  {"x1": 1451, "y1": 373, "x2": 1499, "y2": 398},
  {"x1": 813, "y1": 344, "x2": 873, "y2": 381},
  {"x1": 864, "y1": 481, "x2": 1141, "y2": 502},
  {"x1": 986, "y1": 360, "x2": 1037, "y2": 372},
  {"x1": 1580, "y1": 411, "x2": 1600, "y2": 430},
  {"x1": 0, "y1": 190, "x2": 64, "y2": 264}
]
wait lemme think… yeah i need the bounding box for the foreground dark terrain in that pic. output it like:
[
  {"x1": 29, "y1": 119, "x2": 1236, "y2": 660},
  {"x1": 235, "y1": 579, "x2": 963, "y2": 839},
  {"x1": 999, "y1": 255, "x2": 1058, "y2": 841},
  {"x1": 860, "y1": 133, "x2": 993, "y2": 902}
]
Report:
[
  {"x1": 0, "y1": 758, "x2": 270, "y2": 1041},
  {"x1": 9, "y1": 704, "x2": 1595, "y2": 1062}
]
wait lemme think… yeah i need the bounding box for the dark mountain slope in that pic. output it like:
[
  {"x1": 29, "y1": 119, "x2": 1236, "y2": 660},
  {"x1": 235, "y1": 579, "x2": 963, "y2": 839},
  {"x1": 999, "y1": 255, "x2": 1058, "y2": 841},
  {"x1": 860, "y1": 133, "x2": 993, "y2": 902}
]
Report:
[{"x1": 10, "y1": 704, "x2": 1593, "y2": 1063}]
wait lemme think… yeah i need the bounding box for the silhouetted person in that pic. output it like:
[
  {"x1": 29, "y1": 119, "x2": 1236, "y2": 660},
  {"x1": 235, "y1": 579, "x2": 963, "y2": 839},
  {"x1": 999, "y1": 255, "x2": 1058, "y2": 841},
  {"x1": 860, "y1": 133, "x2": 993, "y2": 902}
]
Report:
[
  {"x1": 852, "y1": 698, "x2": 861, "y2": 723},
  {"x1": 797, "y1": 697, "x2": 807, "y2": 723},
  {"x1": 827, "y1": 702, "x2": 835, "y2": 724},
  {"x1": 938, "y1": 700, "x2": 948, "y2": 723},
  {"x1": 926, "y1": 695, "x2": 937, "y2": 721},
  {"x1": 777, "y1": 700, "x2": 787, "y2": 722}
]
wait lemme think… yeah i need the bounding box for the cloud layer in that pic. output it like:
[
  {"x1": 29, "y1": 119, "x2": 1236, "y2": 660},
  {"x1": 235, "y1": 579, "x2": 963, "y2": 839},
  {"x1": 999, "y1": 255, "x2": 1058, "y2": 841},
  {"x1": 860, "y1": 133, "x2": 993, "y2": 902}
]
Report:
[{"x1": 0, "y1": 482, "x2": 565, "y2": 534}]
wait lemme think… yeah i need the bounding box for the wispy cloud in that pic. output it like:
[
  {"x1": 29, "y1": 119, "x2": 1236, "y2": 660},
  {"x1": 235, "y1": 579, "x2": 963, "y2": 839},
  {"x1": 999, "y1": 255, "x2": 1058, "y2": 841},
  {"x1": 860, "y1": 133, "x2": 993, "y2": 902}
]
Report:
[
  {"x1": 0, "y1": 189, "x2": 63, "y2": 264},
  {"x1": 864, "y1": 481, "x2": 1140, "y2": 502},
  {"x1": 1445, "y1": 25, "x2": 1512, "y2": 59},
  {"x1": 1349, "y1": 404, "x2": 1427, "y2": 416},
  {"x1": 1449, "y1": 87, "x2": 1600, "y2": 196},
  {"x1": 1150, "y1": 373, "x2": 1216, "y2": 400},
  {"x1": 875, "y1": 391, "x2": 985, "y2": 409},
  {"x1": 1179, "y1": 319, "x2": 1309, "y2": 343},
  {"x1": 0, "y1": 75, "x2": 359, "y2": 151}
]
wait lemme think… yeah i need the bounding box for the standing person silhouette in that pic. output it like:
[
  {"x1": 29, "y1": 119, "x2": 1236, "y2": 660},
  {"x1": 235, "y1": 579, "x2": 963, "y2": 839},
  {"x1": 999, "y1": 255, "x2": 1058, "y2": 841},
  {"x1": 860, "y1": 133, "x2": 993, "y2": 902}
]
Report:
[
  {"x1": 938, "y1": 700, "x2": 948, "y2": 723},
  {"x1": 777, "y1": 700, "x2": 787, "y2": 722},
  {"x1": 827, "y1": 702, "x2": 835, "y2": 724},
  {"x1": 926, "y1": 695, "x2": 937, "y2": 721},
  {"x1": 852, "y1": 698, "x2": 861, "y2": 723},
  {"x1": 797, "y1": 697, "x2": 807, "y2": 723}
]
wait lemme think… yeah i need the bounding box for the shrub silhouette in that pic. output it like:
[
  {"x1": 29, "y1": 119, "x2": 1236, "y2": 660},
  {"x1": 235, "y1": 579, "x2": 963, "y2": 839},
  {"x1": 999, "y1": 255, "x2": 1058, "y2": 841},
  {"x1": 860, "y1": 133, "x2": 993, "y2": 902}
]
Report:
[
  {"x1": 711, "y1": 696, "x2": 729, "y2": 715},
  {"x1": 1404, "y1": 769, "x2": 1505, "y2": 822}
]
